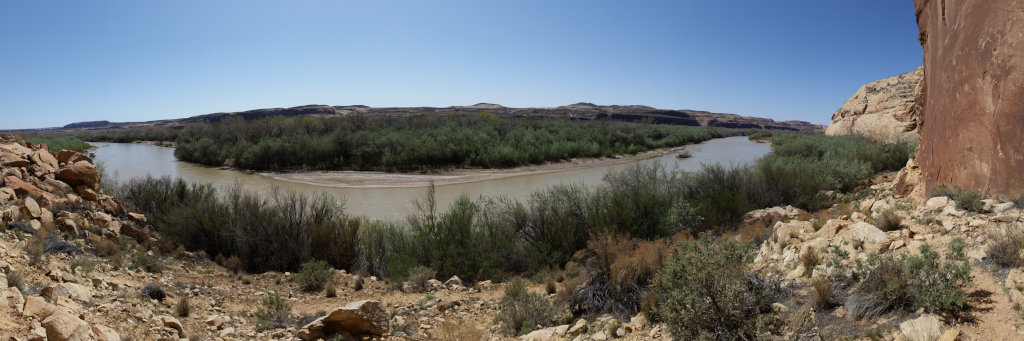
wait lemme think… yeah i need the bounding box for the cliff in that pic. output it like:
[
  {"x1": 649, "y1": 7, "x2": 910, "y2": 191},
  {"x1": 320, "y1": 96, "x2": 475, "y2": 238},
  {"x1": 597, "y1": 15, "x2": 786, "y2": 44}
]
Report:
[
  {"x1": 914, "y1": 0, "x2": 1024, "y2": 197},
  {"x1": 826, "y1": 67, "x2": 924, "y2": 143}
]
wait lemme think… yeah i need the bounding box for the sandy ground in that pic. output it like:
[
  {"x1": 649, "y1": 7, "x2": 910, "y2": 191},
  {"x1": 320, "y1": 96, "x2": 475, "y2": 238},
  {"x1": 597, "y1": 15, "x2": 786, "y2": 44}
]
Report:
[{"x1": 260, "y1": 146, "x2": 689, "y2": 188}]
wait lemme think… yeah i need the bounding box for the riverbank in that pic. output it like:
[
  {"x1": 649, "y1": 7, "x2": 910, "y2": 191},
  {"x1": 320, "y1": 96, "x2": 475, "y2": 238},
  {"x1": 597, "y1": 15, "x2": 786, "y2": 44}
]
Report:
[{"x1": 260, "y1": 145, "x2": 690, "y2": 188}]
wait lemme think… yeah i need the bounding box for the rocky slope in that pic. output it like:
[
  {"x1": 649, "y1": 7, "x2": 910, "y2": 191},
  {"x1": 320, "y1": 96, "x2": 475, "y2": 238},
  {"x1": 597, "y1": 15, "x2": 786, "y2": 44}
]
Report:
[
  {"x1": 914, "y1": 0, "x2": 1024, "y2": 197},
  {"x1": 51, "y1": 103, "x2": 821, "y2": 133},
  {"x1": 825, "y1": 67, "x2": 924, "y2": 143}
]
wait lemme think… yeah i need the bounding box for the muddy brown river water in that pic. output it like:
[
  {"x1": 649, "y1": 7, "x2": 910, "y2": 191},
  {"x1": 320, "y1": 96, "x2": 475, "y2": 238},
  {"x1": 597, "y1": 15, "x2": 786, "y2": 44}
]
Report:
[{"x1": 90, "y1": 136, "x2": 771, "y2": 220}]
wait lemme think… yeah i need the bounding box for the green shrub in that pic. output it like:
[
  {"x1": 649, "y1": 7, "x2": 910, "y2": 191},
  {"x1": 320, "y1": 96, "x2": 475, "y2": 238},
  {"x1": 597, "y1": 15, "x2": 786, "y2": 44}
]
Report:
[
  {"x1": 129, "y1": 253, "x2": 164, "y2": 273},
  {"x1": 295, "y1": 259, "x2": 334, "y2": 292},
  {"x1": 848, "y1": 240, "x2": 972, "y2": 319},
  {"x1": 932, "y1": 185, "x2": 984, "y2": 212},
  {"x1": 494, "y1": 277, "x2": 566, "y2": 336},
  {"x1": 255, "y1": 294, "x2": 292, "y2": 331},
  {"x1": 655, "y1": 237, "x2": 778, "y2": 340},
  {"x1": 26, "y1": 236, "x2": 45, "y2": 267},
  {"x1": 406, "y1": 265, "x2": 436, "y2": 292}
]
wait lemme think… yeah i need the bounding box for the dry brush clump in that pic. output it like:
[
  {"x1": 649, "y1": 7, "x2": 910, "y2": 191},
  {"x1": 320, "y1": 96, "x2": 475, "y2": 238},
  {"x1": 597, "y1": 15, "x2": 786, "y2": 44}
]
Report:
[
  {"x1": 561, "y1": 232, "x2": 672, "y2": 319},
  {"x1": 988, "y1": 227, "x2": 1024, "y2": 268},
  {"x1": 494, "y1": 277, "x2": 567, "y2": 336},
  {"x1": 873, "y1": 208, "x2": 903, "y2": 231}
]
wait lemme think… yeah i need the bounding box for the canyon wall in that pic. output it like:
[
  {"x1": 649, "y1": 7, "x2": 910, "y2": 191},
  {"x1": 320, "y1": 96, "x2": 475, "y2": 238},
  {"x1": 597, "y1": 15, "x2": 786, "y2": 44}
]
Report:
[
  {"x1": 914, "y1": 0, "x2": 1024, "y2": 197},
  {"x1": 826, "y1": 67, "x2": 924, "y2": 143}
]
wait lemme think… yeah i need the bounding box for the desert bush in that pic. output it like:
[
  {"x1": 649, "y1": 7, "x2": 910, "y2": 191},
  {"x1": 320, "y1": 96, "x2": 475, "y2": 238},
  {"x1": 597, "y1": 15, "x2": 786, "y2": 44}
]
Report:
[
  {"x1": 141, "y1": 283, "x2": 166, "y2": 301},
  {"x1": 324, "y1": 280, "x2": 337, "y2": 298},
  {"x1": 564, "y1": 233, "x2": 670, "y2": 319},
  {"x1": 295, "y1": 259, "x2": 334, "y2": 292},
  {"x1": 873, "y1": 209, "x2": 903, "y2": 231},
  {"x1": 847, "y1": 240, "x2": 972, "y2": 319},
  {"x1": 92, "y1": 237, "x2": 122, "y2": 258},
  {"x1": 44, "y1": 235, "x2": 80, "y2": 255},
  {"x1": 255, "y1": 294, "x2": 292, "y2": 331},
  {"x1": 545, "y1": 277, "x2": 557, "y2": 295},
  {"x1": 175, "y1": 295, "x2": 190, "y2": 317},
  {"x1": 655, "y1": 237, "x2": 779, "y2": 340},
  {"x1": 801, "y1": 247, "x2": 820, "y2": 273},
  {"x1": 988, "y1": 228, "x2": 1024, "y2": 268},
  {"x1": 215, "y1": 254, "x2": 243, "y2": 274},
  {"x1": 811, "y1": 276, "x2": 837, "y2": 309},
  {"x1": 932, "y1": 185, "x2": 984, "y2": 212},
  {"x1": 352, "y1": 276, "x2": 364, "y2": 291},
  {"x1": 130, "y1": 253, "x2": 164, "y2": 273},
  {"x1": 6, "y1": 270, "x2": 25, "y2": 291},
  {"x1": 494, "y1": 277, "x2": 566, "y2": 336},
  {"x1": 406, "y1": 265, "x2": 436, "y2": 292},
  {"x1": 25, "y1": 236, "x2": 45, "y2": 266}
]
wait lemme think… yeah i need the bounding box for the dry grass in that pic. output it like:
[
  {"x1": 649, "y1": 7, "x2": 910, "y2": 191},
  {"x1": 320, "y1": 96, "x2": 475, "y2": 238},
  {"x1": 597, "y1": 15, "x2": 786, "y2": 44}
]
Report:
[
  {"x1": 988, "y1": 228, "x2": 1024, "y2": 268},
  {"x1": 811, "y1": 276, "x2": 835, "y2": 309},
  {"x1": 801, "y1": 247, "x2": 820, "y2": 273},
  {"x1": 175, "y1": 295, "x2": 191, "y2": 317},
  {"x1": 215, "y1": 254, "x2": 243, "y2": 274},
  {"x1": 873, "y1": 209, "x2": 903, "y2": 231},
  {"x1": 736, "y1": 220, "x2": 772, "y2": 245},
  {"x1": 545, "y1": 277, "x2": 557, "y2": 295}
]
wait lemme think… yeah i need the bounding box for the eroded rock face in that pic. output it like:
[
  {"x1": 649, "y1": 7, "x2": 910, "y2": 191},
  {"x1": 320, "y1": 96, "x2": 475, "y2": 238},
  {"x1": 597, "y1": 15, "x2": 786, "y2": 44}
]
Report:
[
  {"x1": 914, "y1": 0, "x2": 1024, "y2": 197},
  {"x1": 826, "y1": 67, "x2": 924, "y2": 143}
]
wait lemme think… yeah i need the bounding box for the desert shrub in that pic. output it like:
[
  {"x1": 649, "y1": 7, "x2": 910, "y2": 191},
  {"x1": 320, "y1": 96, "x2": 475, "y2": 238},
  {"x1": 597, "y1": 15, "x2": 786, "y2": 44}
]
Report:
[
  {"x1": 590, "y1": 163, "x2": 682, "y2": 239},
  {"x1": 141, "y1": 283, "x2": 166, "y2": 301},
  {"x1": 175, "y1": 295, "x2": 191, "y2": 317},
  {"x1": 873, "y1": 209, "x2": 903, "y2": 231},
  {"x1": 494, "y1": 277, "x2": 566, "y2": 336},
  {"x1": 564, "y1": 233, "x2": 670, "y2": 319},
  {"x1": 988, "y1": 228, "x2": 1024, "y2": 268},
  {"x1": 655, "y1": 237, "x2": 779, "y2": 340},
  {"x1": 6, "y1": 270, "x2": 25, "y2": 291},
  {"x1": 25, "y1": 236, "x2": 45, "y2": 266},
  {"x1": 932, "y1": 185, "x2": 984, "y2": 212},
  {"x1": 352, "y1": 276, "x2": 364, "y2": 291},
  {"x1": 255, "y1": 294, "x2": 292, "y2": 331},
  {"x1": 130, "y1": 253, "x2": 164, "y2": 273},
  {"x1": 295, "y1": 259, "x2": 334, "y2": 292},
  {"x1": 324, "y1": 280, "x2": 337, "y2": 298},
  {"x1": 811, "y1": 276, "x2": 837, "y2": 309},
  {"x1": 92, "y1": 237, "x2": 122, "y2": 258},
  {"x1": 847, "y1": 240, "x2": 972, "y2": 319},
  {"x1": 545, "y1": 277, "x2": 557, "y2": 295},
  {"x1": 215, "y1": 254, "x2": 243, "y2": 274},
  {"x1": 801, "y1": 247, "x2": 820, "y2": 273},
  {"x1": 406, "y1": 265, "x2": 436, "y2": 292}
]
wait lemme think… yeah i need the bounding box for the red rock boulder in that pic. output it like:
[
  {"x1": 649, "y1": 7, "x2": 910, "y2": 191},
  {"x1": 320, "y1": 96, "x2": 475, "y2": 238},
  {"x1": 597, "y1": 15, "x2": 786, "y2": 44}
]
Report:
[{"x1": 56, "y1": 161, "x2": 100, "y2": 190}]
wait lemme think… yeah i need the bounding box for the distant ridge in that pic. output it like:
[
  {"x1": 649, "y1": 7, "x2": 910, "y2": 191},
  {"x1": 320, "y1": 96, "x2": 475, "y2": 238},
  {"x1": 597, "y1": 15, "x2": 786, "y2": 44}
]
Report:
[{"x1": 54, "y1": 103, "x2": 822, "y2": 132}]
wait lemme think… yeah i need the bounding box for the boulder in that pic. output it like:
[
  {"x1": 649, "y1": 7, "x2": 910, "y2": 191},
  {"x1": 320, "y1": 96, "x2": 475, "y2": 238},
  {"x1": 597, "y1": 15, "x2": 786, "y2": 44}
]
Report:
[
  {"x1": 826, "y1": 66, "x2": 923, "y2": 143},
  {"x1": 56, "y1": 150, "x2": 91, "y2": 165},
  {"x1": 5, "y1": 175, "x2": 56, "y2": 199},
  {"x1": 98, "y1": 196, "x2": 124, "y2": 216},
  {"x1": 521, "y1": 326, "x2": 559, "y2": 340},
  {"x1": 899, "y1": 314, "x2": 945, "y2": 341},
  {"x1": 846, "y1": 222, "x2": 890, "y2": 253},
  {"x1": 91, "y1": 325, "x2": 120, "y2": 341},
  {"x1": 41, "y1": 307, "x2": 96, "y2": 341},
  {"x1": 443, "y1": 275, "x2": 463, "y2": 289},
  {"x1": 925, "y1": 197, "x2": 951, "y2": 212},
  {"x1": 22, "y1": 196, "x2": 41, "y2": 218},
  {"x1": 914, "y1": 0, "x2": 1024, "y2": 197},
  {"x1": 157, "y1": 315, "x2": 186, "y2": 338},
  {"x1": 30, "y1": 150, "x2": 59, "y2": 172},
  {"x1": 297, "y1": 300, "x2": 388, "y2": 340},
  {"x1": 76, "y1": 186, "x2": 98, "y2": 201},
  {"x1": 56, "y1": 161, "x2": 100, "y2": 190},
  {"x1": 0, "y1": 153, "x2": 30, "y2": 168}
]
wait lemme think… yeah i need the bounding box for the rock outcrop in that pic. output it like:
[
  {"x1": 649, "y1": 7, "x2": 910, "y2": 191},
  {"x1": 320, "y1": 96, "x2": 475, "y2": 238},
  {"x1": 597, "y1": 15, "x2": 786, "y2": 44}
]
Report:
[
  {"x1": 914, "y1": 0, "x2": 1024, "y2": 197},
  {"x1": 826, "y1": 67, "x2": 924, "y2": 143},
  {"x1": 297, "y1": 300, "x2": 388, "y2": 340}
]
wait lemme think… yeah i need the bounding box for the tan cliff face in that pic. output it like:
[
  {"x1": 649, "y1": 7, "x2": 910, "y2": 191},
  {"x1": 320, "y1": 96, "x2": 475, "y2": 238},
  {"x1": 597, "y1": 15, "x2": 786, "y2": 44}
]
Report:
[
  {"x1": 914, "y1": 0, "x2": 1024, "y2": 197},
  {"x1": 826, "y1": 67, "x2": 924, "y2": 144}
]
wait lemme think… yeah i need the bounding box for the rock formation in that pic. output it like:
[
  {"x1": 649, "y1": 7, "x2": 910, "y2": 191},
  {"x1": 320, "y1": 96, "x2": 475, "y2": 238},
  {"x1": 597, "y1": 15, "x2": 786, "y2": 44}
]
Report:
[
  {"x1": 914, "y1": 0, "x2": 1024, "y2": 197},
  {"x1": 826, "y1": 67, "x2": 924, "y2": 143}
]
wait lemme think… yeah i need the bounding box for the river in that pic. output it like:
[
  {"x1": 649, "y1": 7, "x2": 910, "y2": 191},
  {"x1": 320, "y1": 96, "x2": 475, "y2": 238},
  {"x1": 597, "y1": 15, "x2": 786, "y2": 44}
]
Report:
[{"x1": 90, "y1": 136, "x2": 771, "y2": 220}]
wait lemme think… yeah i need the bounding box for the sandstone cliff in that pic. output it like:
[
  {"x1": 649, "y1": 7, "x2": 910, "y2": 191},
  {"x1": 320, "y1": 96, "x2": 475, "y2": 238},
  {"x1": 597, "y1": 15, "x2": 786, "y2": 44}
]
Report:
[
  {"x1": 826, "y1": 67, "x2": 924, "y2": 143},
  {"x1": 914, "y1": 0, "x2": 1024, "y2": 197}
]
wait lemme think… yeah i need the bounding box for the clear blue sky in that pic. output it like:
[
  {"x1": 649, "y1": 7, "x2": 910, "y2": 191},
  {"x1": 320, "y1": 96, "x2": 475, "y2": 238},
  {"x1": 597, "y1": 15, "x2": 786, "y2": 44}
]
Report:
[{"x1": 0, "y1": 1, "x2": 922, "y2": 130}]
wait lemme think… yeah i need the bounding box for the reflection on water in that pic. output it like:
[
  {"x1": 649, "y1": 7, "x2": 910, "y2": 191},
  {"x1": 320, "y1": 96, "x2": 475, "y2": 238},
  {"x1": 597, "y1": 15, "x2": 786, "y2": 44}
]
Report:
[{"x1": 90, "y1": 136, "x2": 771, "y2": 220}]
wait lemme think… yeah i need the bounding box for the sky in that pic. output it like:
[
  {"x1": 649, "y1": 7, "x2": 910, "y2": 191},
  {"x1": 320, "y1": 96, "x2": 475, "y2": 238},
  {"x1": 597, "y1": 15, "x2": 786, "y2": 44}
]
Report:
[{"x1": 0, "y1": 1, "x2": 923, "y2": 130}]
